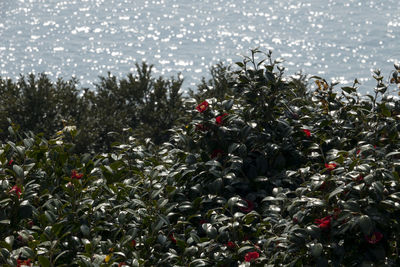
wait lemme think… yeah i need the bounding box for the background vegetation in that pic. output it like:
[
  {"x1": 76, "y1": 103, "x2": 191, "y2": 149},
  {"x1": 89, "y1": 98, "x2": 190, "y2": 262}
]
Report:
[{"x1": 1, "y1": 49, "x2": 400, "y2": 266}]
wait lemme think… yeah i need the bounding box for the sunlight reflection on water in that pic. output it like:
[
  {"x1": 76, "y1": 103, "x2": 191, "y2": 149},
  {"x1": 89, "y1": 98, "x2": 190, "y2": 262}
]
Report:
[{"x1": 0, "y1": 0, "x2": 399, "y2": 92}]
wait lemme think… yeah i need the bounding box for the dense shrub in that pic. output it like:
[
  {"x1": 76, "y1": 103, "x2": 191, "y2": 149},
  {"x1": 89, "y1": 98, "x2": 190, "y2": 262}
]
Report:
[
  {"x1": 1, "y1": 50, "x2": 400, "y2": 266},
  {"x1": 0, "y1": 63, "x2": 186, "y2": 153}
]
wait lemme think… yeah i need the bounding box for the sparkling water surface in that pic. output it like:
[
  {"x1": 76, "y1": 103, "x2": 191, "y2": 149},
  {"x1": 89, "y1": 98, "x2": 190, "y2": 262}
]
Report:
[{"x1": 0, "y1": 0, "x2": 399, "y2": 91}]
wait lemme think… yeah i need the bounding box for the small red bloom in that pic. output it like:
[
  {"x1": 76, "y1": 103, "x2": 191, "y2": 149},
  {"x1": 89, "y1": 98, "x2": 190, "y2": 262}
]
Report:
[
  {"x1": 239, "y1": 199, "x2": 254, "y2": 213},
  {"x1": 244, "y1": 251, "x2": 259, "y2": 262},
  {"x1": 71, "y1": 170, "x2": 83, "y2": 180},
  {"x1": 8, "y1": 159, "x2": 14, "y2": 166},
  {"x1": 355, "y1": 175, "x2": 363, "y2": 182},
  {"x1": 196, "y1": 101, "x2": 209, "y2": 113},
  {"x1": 17, "y1": 259, "x2": 31, "y2": 267},
  {"x1": 226, "y1": 241, "x2": 236, "y2": 249},
  {"x1": 365, "y1": 231, "x2": 383, "y2": 244},
  {"x1": 356, "y1": 150, "x2": 361, "y2": 155},
  {"x1": 325, "y1": 163, "x2": 337, "y2": 171},
  {"x1": 211, "y1": 149, "x2": 224, "y2": 159},
  {"x1": 9, "y1": 185, "x2": 22, "y2": 199},
  {"x1": 302, "y1": 129, "x2": 311, "y2": 137},
  {"x1": 216, "y1": 113, "x2": 228, "y2": 125},
  {"x1": 314, "y1": 215, "x2": 332, "y2": 230},
  {"x1": 169, "y1": 233, "x2": 177, "y2": 244}
]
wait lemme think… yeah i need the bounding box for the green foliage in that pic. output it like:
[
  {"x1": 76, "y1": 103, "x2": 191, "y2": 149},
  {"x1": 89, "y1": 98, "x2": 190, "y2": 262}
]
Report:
[
  {"x1": 1, "y1": 50, "x2": 400, "y2": 266},
  {"x1": 0, "y1": 63, "x2": 186, "y2": 153}
]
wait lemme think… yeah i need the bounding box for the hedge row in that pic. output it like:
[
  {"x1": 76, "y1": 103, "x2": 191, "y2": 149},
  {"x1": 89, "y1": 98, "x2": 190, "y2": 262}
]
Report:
[{"x1": 1, "y1": 49, "x2": 400, "y2": 266}]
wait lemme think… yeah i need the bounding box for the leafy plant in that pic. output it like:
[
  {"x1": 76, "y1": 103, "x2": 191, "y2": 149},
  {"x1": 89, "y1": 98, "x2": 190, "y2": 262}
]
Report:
[{"x1": 0, "y1": 50, "x2": 399, "y2": 266}]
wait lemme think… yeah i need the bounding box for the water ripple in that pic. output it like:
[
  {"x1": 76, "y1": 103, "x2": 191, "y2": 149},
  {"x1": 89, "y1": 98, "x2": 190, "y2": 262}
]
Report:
[{"x1": 0, "y1": 0, "x2": 399, "y2": 91}]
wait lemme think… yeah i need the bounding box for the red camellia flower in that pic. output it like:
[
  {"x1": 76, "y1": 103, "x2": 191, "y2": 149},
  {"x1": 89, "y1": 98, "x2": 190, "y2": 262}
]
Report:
[
  {"x1": 302, "y1": 129, "x2": 311, "y2": 137},
  {"x1": 355, "y1": 175, "x2": 363, "y2": 182},
  {"x1": 226, "y1": 241, "x2": 236, "y2": 249},
  {"x1": 196, "y1": 101, "x2": 209, "y2": 113},
  {"x1": 325, "y1": 163, "x2": 337, "y2": 171},
  {"x1": 17, "y1": 259, "x2": 31, "y2": 267},
  {"x1": 9, "y1": 185, "x2": 22, "y2": 199},
  {"x1": 169, "y1": 233, "x2": 177, "y2": 244},
  {"x1": 314, "y1": 215, "x2": 332, "y2": 230},
  {"x1": 216, "y1": 113, "x2": 228, "y2": 125},
  {"x1": 71, "y1": 170, "x2": 83, "y2": 180},
  {"x1": 239, "y1": 199, "x2": 254, "y2": 213},
  {"x1": 244, "y1": 251, "x2": 260, "y2": 262},
  {"x1": 365, "y1": 231, "x2": 383, "y2": 244}
]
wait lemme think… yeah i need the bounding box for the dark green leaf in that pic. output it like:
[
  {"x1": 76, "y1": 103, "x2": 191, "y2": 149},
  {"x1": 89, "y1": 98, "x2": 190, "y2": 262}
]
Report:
[{"x1": 38, "y1": 256, "x2": 51, "y2": 267}]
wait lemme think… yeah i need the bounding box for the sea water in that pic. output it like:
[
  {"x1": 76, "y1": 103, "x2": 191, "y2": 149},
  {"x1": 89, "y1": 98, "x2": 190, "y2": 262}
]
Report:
[{"x1": 0, "y1": 0, "x2": 399, "y2": 92}]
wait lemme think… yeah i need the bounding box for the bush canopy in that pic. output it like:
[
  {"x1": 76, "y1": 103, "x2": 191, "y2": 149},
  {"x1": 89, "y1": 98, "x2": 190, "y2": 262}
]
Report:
[{"x1": 1, "y1": 49, "x2": 400, "y2": 266}]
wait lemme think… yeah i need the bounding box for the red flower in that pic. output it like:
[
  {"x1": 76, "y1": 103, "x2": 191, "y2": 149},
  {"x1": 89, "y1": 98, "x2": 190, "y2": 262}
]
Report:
[
  {"x1": 196, "y1": 101, "x2": 209, "y2": 113},
  {"x1": 169, "y1": 233, "x2": 177, "y2": 244},
  {"x1": 71, "y1": 170, "x2": 83, "y2": 180},
  {"x1": 17, "y1": 259, "x2": 31, "y2": 267},
  {"x1": 356, "y1": 149, "x2": 361, "y2": 155},
  {"x1": 211, "y1": 149, "x2": 224, "y2": 159},
  {"x1": 244, "y1": 251, "x2": 259, "y2": 262},
  {"x1": 325, "y1": 163, "x2": 337, "y2": 171},
  {"x1": 9, "y1": 185, "x2": 22, "y2": 199},
  {"x1": 355, "y1": 175, "x2": 363, "y2": 182},
  {"x1": 216, "y1": 113, "x2": 228, "y2": 125},
  {"x1": 8, "y1": 159, "x2": 14, "y2": 166},
  {"x1": 302, "y1": 129, "x2": 311, "y2": 137},
  {"x1": 239, "y1": 199, "x2": 254, "y2": 213},
  {"x1": 314, "y1": 215, "x2": 332, "y2": 230},
  {"x1": 226, "y1": 241, "x2": 236, "y2": 249},
  {"x1": 365, "y1": 231, "x2": 383, "y2": 244}
]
